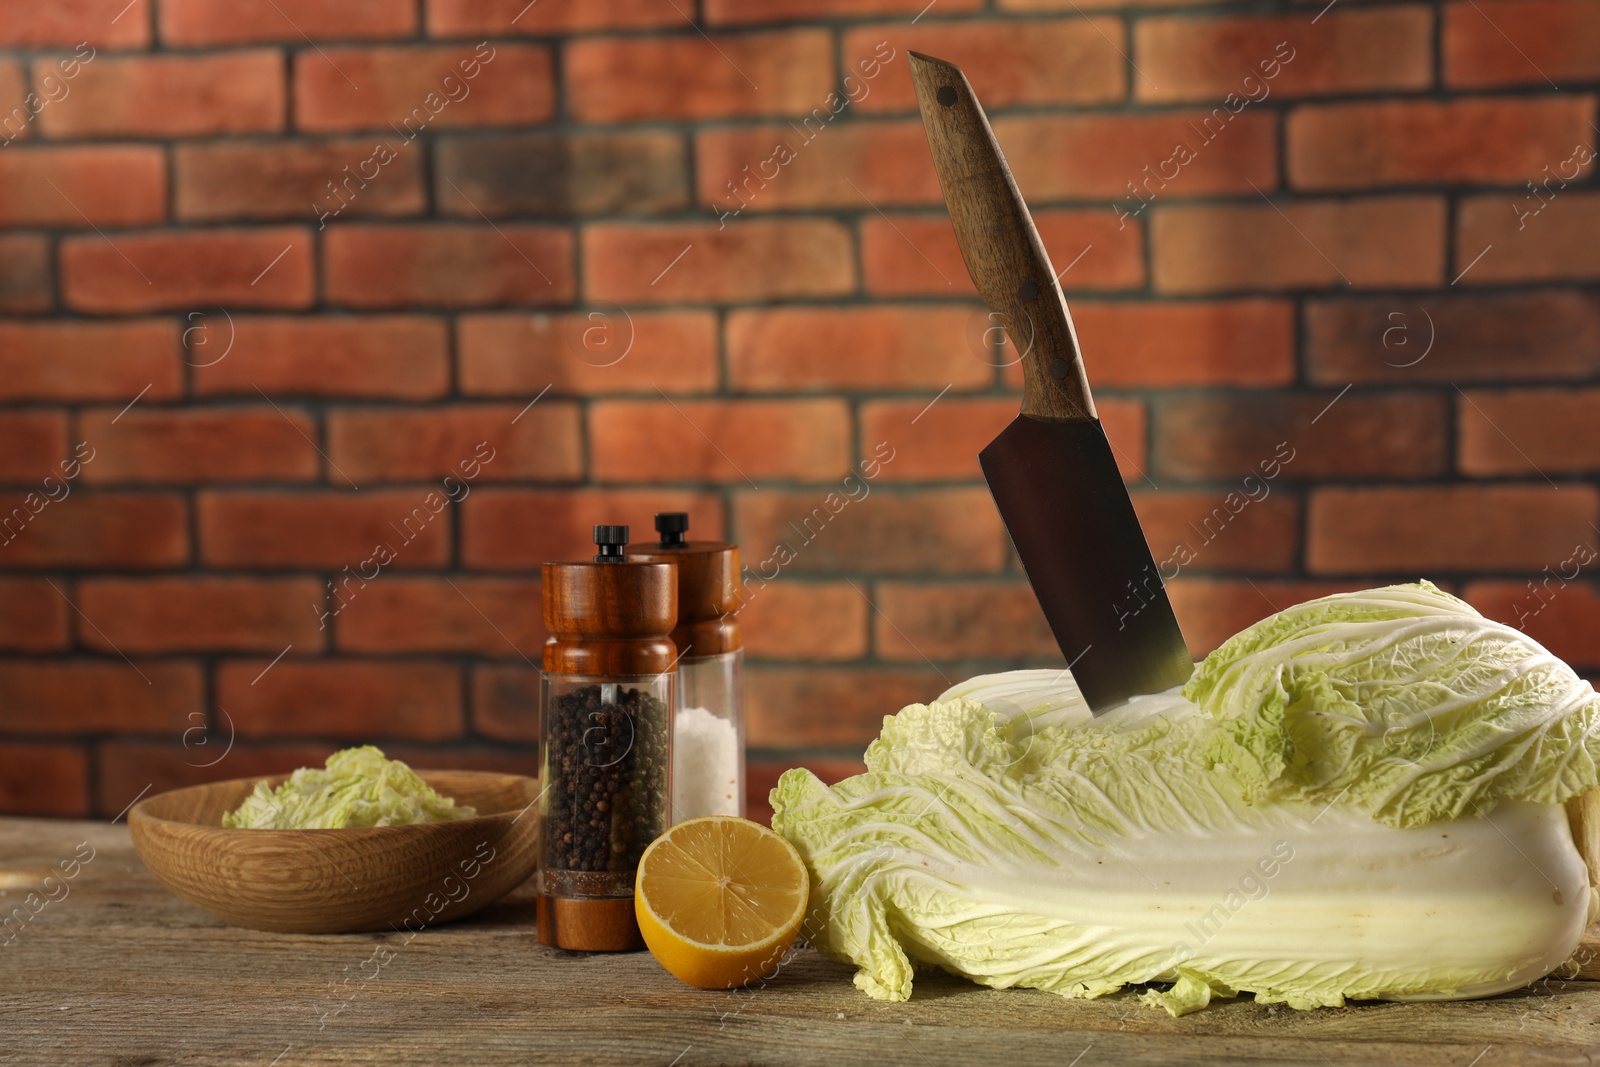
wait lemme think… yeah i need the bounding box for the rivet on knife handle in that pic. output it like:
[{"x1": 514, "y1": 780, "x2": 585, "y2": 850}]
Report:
[{"x1": 908, "y1": 50, "x2": 1093, "y2": 423}]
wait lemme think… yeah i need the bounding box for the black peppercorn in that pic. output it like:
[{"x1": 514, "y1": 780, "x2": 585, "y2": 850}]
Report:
[{"x1": 541, "y1": 683, "x2": 669, "y2": 875}]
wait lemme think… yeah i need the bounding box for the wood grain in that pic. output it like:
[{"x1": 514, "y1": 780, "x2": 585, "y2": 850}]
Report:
[
  {"x1": 535, "y1": 891, "x2": 645, "y2": 953},
  {"x1": 908, "y1": 50, "x2": 1093, "y2": 424},
  {"x1": 625, "y1": 540, "x2": 742, "y2": 659},
  {"x1": 5, "y1": 818, "x2": 1600, "y2": 1066},
  {"x1": 125, "y1": 771, "x2": 539, "y2": 934},
  {"x1": 541, "y1": 559, "x2": 677, "y2": 675}
]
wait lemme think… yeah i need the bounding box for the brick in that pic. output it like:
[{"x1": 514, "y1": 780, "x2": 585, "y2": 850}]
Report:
[
  {"x1": 323, "y1": 224, "x2": 575, "y2": 308},
  {"x1": 62, "y1": 228, "x2": 314, "y2": 313},
  {"x1": 0, "y1": 60, "x2": 26, "y2": 145},
  {"x1": 333, "y1": 577, "x2": 544, "y2": 657},
  {"x1": 459, "y1": 311, "x2": 717, "y2": 396},
  {"x1": 1458, "y1": 388, "x2": 1600, "y2": 476},
  {"x1": 1001, "y1": 0, "x2": 1209, "y2": 7},
  {"x1": 1137, "y1": 7, "x2": 1432, "y2": 103},
  {"x1": 1445, "y1": 0, "x2": 1600, "y2": 88},
  {"x1": 39, "y1": 51, "x2": 284, "y2": 138},
  {"x1": 994, "y1": 112, "x2": 1278, "y2": 200},
  {"x1": 591, "y1": 399, "x2": 850, "y2": 484},
  {"x1": 438, "y1": 131, "x2": 687, "y2": 218},
  {"x1": 860, "y1": 396, "x2": 1147, "y2": 484},
  {"x1": 96, "y1": 741, "x2": 335, "y2": 816},
  {"x1": 79, "y1": 408, "x2": 319, "y2": 485},
  {"x1": 1456, "y1": 193, "x2": 1600, "y2": 284},
  {"x1": 745, "y1": 666, "x2": 945, "y2": 748},
  {"x1": 0, "y1": 661, "x2": 198, "y2": 734},
  {"x1": 727, "y1": 306, "x2": 990, "y2": 392},
  {"x1": 0, "y1": 744, "x2": 87, "y2": 817},
  {"x1": 216, "y1": 660, "x2": 463, "y2": 741},
  {"x1": 567, "y1": 30, "x2": 833, "y2": 122},
  {"x1": 861, "y1": 210, "x2": 1144, "y2": 296},
  {"x1": 0, "y1": 580, "x2": 68, "y2": 651},
  {"x1": 1466, "y1": 580, "x2": 1600, "y2": 669},
  {"x1": 1133, "y1": 491, "x2": 1300, "y2": 574},
  {"x1": 1156, "y1": 393, "x2": 1447, "y2": 481},
  {"x1": 429, "y1": 0, "x2": 680, "y2": 34},
  {"x1": 198, "y1": 491, "x2": 453, "y2": 570},
  {"x1": 296, "y1": 44, "x2": 553, "y2": 133},
  {"x1": 585, "y1": 220, "x2": 853, "y2": 305},
  {"x1": 0, "y1": 1, "x2": 148, "y2": 47},
  {"x1": 1079, "y1": 300, "x2": 1294, "y2": 387},
  {"x1": 175, "y1": 139, "x2": 426, "y2": 223},
  {"x1": 327, "y1": 404, "x2": 582, "y2": 483},
  {"x1": 999, "y1": 302, "x2": 1292, "y2": 388},
  {"x1": 472, "y1": 664, "x2": 539, "y2": 743},
  {"x1": 1153, "y1": 197, "x2": 1446, "y2": 293},
  {"x1": 1307, "y1": 292, "x2": 1600, "y2": 384},
  {"x1": 734, "y1": 487, "x2": 1008, "y2": 576},
  {"x1": 1167, "y1": 578, "x2": 1369, "y2": 656},
  {"x1": 847, "y1": 20, "x2": 1122, "y2": 112},
  {"x1": 0, "y1": 413, "x2": 67, "y2": 482},
  {"x1": 161, "y1": 0, "x2": 416, "y2": 45},
  {"x1": 0, "y1": 234, "x2": 51, "y2": 313},
  {"x1": 746, "y1": 757, "x2": 865, "y2": 827},
  {"x1": 77, "y1": 577, "x2": 326, "y2": 652},
  {"x1": 0, "y1": 146, "x2": 165, "y2": 227},
  {"x1": 193, "y1": 316, "x2": 450, "y2": 400},
  {"x1": 1308, "y1": 487, "x2": 1598, "y2": 574},
  {"x1": 874, "y1": 581, "x2": 1057, "y2": 661},
  {"x1": 697, "y1": 122, "x2": 942, "y2": 214},
  {"x1": 0, "y1": 320, "x2": 181, "y2": 401},
  {"x1": 462, "y1": 488, "x2": 724, "y2": 570},
  {"x1": 1288, "y1": 98, "x2": 1596, "y2": 191},
  {"x1": 0, "y1": 493, "x2": 187, "y2": 569},
  {"x1": 710, "y1": 0, "x2": 981, "y2": 23},
  {"x1": 739, "y1": 581, "x2": 869, "y2": 662}
]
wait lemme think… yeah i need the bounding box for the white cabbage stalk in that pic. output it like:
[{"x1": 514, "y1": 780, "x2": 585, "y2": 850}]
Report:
[{"x1": 772, "y1": 584, "x2": 1600, "y2": 1014}]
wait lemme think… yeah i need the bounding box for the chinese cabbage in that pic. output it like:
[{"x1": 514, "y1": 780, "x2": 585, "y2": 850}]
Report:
[{"x1": 772, "y1": 583, "x2": 1600, "y2": 1013}]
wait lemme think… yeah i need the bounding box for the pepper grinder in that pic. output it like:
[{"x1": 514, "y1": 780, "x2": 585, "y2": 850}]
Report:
[
  {"x1": 537, "y1": 524, "x2": 676, "y2": 951},
  {"x1": 627, "y1": 513, "x2": 745, "y2": 822}
]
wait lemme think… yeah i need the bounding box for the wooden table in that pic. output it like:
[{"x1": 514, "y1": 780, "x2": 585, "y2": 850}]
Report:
[{"x1": 5, "y1": 817, "x2": 1600, "y2": 1067}]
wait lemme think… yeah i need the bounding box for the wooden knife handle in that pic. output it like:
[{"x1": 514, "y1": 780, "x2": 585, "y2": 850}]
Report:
[{"x1": 909, "y1": 51, "x2": 1094, "y2": 422}]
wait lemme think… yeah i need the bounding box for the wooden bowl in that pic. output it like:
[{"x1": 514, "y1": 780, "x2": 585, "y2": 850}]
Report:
[{"x1": 128, "y1": 770, "x2": 540, "y2": 934}]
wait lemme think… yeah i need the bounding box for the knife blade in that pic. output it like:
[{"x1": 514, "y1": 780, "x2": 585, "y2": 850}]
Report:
[{"x1": 908, "y1": 51, "x2": 1192, "y2": 712}]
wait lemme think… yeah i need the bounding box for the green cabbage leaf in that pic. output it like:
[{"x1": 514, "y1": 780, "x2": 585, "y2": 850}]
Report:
[{"x1": 1187, "y1": 581, "x2": 1600, "y2": 826}]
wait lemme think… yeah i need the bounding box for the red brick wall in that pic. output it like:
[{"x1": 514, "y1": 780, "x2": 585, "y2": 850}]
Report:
[{"x1": 0, "y1": 0, "x2": 1596, "y2": 821}]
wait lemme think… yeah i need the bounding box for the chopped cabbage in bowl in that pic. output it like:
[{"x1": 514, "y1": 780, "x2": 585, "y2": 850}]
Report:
[{"x1": 222, "y1": 746, "x2": 477, "y2": 829}]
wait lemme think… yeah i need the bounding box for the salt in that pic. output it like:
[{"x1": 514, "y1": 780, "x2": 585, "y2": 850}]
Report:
[{"x1": 672, "y1": 705, "x2": 741, "y2": 821}]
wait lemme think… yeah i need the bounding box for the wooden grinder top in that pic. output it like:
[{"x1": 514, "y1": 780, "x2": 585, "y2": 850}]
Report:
[
  {"x1": 541, "y1": 525, "x2": 677, "y2": 677},
  {"x1": 626, "y1": 513, "x2": 741, "y2": 659}
]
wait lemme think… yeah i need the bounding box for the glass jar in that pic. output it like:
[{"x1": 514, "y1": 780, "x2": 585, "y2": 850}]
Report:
[
  {"x1": 674, "y1": 649, "x2": 744, "y2": 821},
  {"x1": 538, "y1": 672, "x2": 672, "y2": 901},
  {"x1": 537, "y1": 525, "x2": 676, "y2": 952},
  {"x1": 628, "y1": 513, "x2": 746, "y2": 822}
]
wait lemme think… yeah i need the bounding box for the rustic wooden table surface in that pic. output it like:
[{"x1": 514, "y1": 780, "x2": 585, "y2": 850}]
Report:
[{"x1": 4, "y1": 817, "x2": 1600, "y2": 1067}]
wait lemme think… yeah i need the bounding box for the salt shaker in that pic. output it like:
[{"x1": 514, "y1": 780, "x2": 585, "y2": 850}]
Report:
[
  {"x1": 537, "y1": 524, "x2": 675, "y2": 952},
  {"x1": 628, "y1": 513, "x2": 745, "y2": 822}
]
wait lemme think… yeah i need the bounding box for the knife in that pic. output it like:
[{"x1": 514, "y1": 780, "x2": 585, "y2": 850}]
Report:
[{"x1": 908, "y1": 51, "x2": 1192, "y2": 712}]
